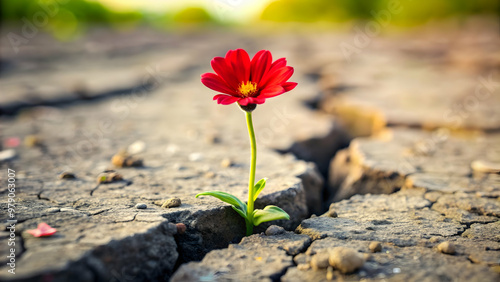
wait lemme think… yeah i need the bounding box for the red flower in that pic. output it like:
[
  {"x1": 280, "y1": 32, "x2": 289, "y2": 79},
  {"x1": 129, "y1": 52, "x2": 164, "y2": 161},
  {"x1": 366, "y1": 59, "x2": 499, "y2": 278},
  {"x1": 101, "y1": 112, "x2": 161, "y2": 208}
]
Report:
[
  {"x1": 201, "y1": 49, "x2": 297, "y2": 106},
  {"x1": 27, "y1": 223, "x2": 57, "y2": 237}
]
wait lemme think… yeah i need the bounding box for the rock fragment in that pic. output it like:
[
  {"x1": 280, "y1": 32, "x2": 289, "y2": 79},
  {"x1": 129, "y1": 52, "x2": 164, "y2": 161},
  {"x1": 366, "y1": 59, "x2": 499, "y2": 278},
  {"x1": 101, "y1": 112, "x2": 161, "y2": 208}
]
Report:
[
  {"x1": 220, "y1": 158, "x2": 233, "y2": 168},
  {"x1": 265, "y1": 225, "x2": 285, "y2": 236},
  {"x1": 111, "y1": 153, "x2": 143, "y2": 167},
  {"x1": 310, "y1": 251, "x2": 330, "y2": 270},
  {"x1": 162, "y1": 197, "x2": 182, "y2": 208},
  {"x1": 59, "y1": 172, "x2": 76, "y2": 179},
  {"x1": 369, "y1": 241, "x2": 382, "y2": 253},
  {"x1": 437, "y1": 241, "x2": 456, "y2": 255},
  {"x1": 135, "y1": 203, "x2": 147, "y2": 209},
  {"x1": 328, "y1": 247, "x2": 364, "y2": 274},
  {"x1": 97, "y1": 170, "x2": 123, "y2": 183}
]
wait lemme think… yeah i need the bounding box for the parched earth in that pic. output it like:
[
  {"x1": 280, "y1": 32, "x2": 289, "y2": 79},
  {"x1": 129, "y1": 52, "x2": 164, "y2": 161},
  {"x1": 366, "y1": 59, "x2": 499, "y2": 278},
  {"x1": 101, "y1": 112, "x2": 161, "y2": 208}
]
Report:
[{"x1": 1, "y1": 18, "x2": 499, "y2": 281}]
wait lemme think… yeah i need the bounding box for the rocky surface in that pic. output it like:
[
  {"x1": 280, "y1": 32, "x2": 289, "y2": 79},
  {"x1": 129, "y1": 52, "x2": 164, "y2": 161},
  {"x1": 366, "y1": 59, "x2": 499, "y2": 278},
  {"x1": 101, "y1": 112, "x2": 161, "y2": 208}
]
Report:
[
  {"x1": 171, "y1": 231, "x2": 311, "y2": 281},
  {"x1": 329, "y1": 128, "x2": 500, "y2": 202},
  {"x1": 1, "y1": 18, "x2": 499, "y2": 282},
  {"x1": 0, "y1": 29, "x2": 333, "y2": 280},
  {"x1": 317, "y1": 23, "x2": 500, "y2": 135}
]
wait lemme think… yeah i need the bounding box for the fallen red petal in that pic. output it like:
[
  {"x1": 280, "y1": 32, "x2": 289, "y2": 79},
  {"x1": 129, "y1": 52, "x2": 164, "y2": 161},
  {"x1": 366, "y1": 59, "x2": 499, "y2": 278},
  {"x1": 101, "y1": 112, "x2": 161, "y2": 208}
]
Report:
[{"x1": 27, "y1": 223, "x2": 57, "y2": 237}]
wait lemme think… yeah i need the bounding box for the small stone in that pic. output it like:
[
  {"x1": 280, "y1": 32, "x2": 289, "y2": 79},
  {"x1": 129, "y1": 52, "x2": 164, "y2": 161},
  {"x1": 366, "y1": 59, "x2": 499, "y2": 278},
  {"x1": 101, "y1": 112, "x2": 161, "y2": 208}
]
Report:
[
  {"x1": 221, "y1": 158, "x2": 233, "y2": 168},
  {"x1": 369, "y1": 241, "x2": 382, "y2": 253},
  {"x1": 310, "y1": 251, "x2": 330, "y2": 270},
  {"x1": 297, "y1": 263, "x2": 311, "y2": 271},
  {"x1": 176, "y1": 223, "x2": 186, "y2": 234},
  {"x1": 127, "y1": 140, "x2": 146, "y2": 155},
  {"x1": 327, "y1": 210, "x2": 338, "y2": 218},
  {"x1": 471, "y1": 160, "x2": 500, "y2": 174},
  {"x1": 326, "y1": 266, "x2": 334, "y2": 280},
  {"x1": 60, "y1": 208, "x2": 78, "y2": 213},
  {"x1": 205, "y1": 133, "x2": 221, "y2": 144},
  {"x1": 204, "y1": 171, "x2": 215, "y2": 179},
  {"x1": 124, "y1": 157, "x2": 143, "y2": 167},
  {"x1": 294, "y1": 253, "x2": 309, "y2": 265},
  {"x1": 97, "y1": 170, "x2": 123, "y2": 183},
  {"x1": 167, "y1": 223, "x2": 178, "y2": 234},
  {"x1": 24, "y1": 135, "x2": 41, "y2": 147},
  {"x1": 162, "y1": 197, "x2": 182, "y2": 208},
  {"x1": 45, "y1": 208, "x2": 60, "y2": 213},
  {"x1": 437, "y1": 241, "x2": 456, "y2": 255},
  {"x1": 59, "y1": 172, "x2": 76, "y2": 179},
  {"x1": 265, "y1": 225, "x2": 285, "y2": 236},
  {"x1": 189, "y1": 152, "x2": 203, "y2": 162},
  {"x1": 429, "y1": 236, "x2": 441, "y2": 243},
  {"x1": 135, "y1": 203, "x2": 147, "y2": 209},
  {"x1": 0, "y1": 149, "x2": 16, "y2": 162},
  {"x1": 328, "y1": 247, "x2": 365, "y2": 274},
  {"x1": 112, "y1": 153, "x2": 143, "y2": 167}
]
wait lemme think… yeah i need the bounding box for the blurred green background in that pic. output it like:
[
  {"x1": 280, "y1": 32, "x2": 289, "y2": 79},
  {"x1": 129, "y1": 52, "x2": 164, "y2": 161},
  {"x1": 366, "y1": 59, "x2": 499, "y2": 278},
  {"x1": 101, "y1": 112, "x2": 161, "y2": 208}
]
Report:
[{"x1": 1, "y1": 0, "x2": 499, "y2": 40}]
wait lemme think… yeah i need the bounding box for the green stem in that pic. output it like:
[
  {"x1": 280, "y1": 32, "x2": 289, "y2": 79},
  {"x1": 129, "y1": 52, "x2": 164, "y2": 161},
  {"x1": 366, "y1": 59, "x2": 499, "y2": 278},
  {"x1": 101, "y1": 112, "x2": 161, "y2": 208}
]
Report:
[{"x1": 245, "y1": 111, "x2": 257, "y2": 236}]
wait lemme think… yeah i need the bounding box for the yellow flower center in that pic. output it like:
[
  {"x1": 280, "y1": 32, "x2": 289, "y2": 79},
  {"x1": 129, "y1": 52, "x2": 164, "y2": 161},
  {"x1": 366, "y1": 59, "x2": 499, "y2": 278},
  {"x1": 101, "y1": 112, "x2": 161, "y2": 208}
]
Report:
[{"x1": 238, "y1": 81, "x2": 257, "y2": 97}]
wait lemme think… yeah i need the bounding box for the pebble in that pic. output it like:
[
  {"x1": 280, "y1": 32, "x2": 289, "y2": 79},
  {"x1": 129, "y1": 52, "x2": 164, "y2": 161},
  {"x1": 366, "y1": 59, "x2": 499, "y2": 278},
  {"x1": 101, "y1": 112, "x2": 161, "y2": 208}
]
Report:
[
  {"x1": 369, "y1": 241, "x2": 382, "y2": 253},
  {"x1": 135, "y1": 203, "x2": 147, "y2": 209},
  {"x1": 429, "y1": 236, "x2": 441, "y2": 243},
  {"x1": 265, "y1": 225, "x2": 285, "y2": 236},
  {"x1": 167, "y1": 223, "x2": 178, "y2": 234},
  {"x1": 127, "y1": 140, "x2": 146, "y2": 155},
  {"x1": 97, "y1": 170, "x2": 123, "y2": 183},
  {"x1": 189, "y1": 152, "x2": 204, "y2": 162},
  {"x1": 59, "y1": 172, "x2": 76, "y2": 179},
  {"x1": 176, "y1": 223, "x2": 186, "y2": 234},
  {"x1": 165, "y1": 144, "x2": 179, "y2": 155},
  {"x1": 112, "y1": 154, "x2": 143, "y2": 167},
  {"x1": 310, "y1": 251, "x2": 330, "y2": 270},
  {"x1": 471, "y1": 160, "x2": 500, "y2": 174},
  {"x1": 327, "y1": 209, "x2": 338, "y2": 218},
  {"x1": 328, "y1": 247, "x2": 365, "y2": 274},
  {"x1": 162, "y1": 197, "x2": 182, "y2": 208},
  {"x1": 60, "y1": 208, "x2": 79, "y2": 213},
  {"x1": 297, "y1": 263, "x2": 310, "y2": 271},
  {"x1": 220, "y1": 158, "x2": 233, "y2": 168},
  {"x1": 204, "y1": 171, "x2": 216, "y2": 179},
  {"x1": 204, "y1": 133, "x2": 221, "y2": 144},
  {"x1": 45, "y1": 208, "x2": 60, "y2": 213},
  {"x1": 437, "y1": 241, "x2": 456, "y2": 255},
  {"x1": 24, "y1": 135, "x2": 41, "y2": 147},
  {"x1": 0, "y1": 149, "x2": 17, "y2": 162},
  {"x1": 326, "y1": 266, "x2": 334, "y2": 280}
]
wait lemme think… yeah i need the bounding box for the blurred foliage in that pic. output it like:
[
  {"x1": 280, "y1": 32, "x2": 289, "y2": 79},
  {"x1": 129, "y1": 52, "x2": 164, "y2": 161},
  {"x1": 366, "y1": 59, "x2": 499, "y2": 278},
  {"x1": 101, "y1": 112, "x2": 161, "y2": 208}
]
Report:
[
  {"x1": 172, "y1": 7, "x2": 214, "y2": 24},
  {"x1": 261, "y1": 0, "x2": 500, "y2": 25},
  {"x1": 1, "y1": 0, "x2": 144, "y2": 40}
]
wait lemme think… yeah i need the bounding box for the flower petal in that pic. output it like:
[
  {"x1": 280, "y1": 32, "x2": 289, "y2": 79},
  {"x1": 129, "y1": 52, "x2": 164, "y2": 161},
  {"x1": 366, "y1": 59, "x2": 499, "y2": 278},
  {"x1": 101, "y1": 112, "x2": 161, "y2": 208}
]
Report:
[
  {"x1": 259, "y1": 85, "x2": 285, "y2": 98},
  {"x1": 213, "y1": 94, "x2": 240, "y2": 105},
  {"x1": 260, "y1": 66, "x2": 294, "y2": 89},
  {"x1": 282, "y1": 82, "x2": 298, "y2": 91},
  {"x1": 27, "y1": 223, "x2": 57, "y2": 237},
  {"x1": 211, "y1": 57, "x2": 239, "y2": 90},
  {"x1": 226, "y1": 49, "x2": 250, "y2": 83},
  {"x1": 238, "y1": 97, "x2": 266, "y2": 105},
  {"x1": 201, "y1": 73, "x2": 236, "y2": 95},
  {"x1": 251, "y1": 50, "x2": 272, "y2": 84},
  {"x1": 269, "y1": 58, "x2": 287, "y2": 72}
]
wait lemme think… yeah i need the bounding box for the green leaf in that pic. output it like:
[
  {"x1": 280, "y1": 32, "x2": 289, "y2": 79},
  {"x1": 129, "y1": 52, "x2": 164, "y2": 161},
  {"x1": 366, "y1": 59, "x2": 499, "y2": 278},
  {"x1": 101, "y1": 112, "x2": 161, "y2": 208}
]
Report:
[
  {"x1": 195, "y1": 191, "x2": 247, "y2": 218},
  {"x1": 252, "y1": 205, "x2": 290, "y2": 226},
  {"x1": 231, "y1": 205, "x2": 248, "y2": 220},
  {"x1": 253, "y1": 178, "x2": 267, "y2": 201}
]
